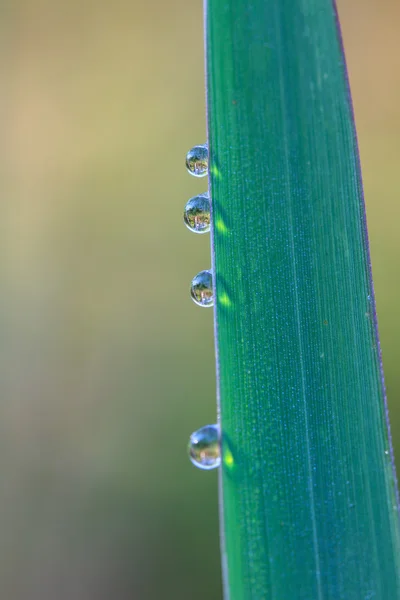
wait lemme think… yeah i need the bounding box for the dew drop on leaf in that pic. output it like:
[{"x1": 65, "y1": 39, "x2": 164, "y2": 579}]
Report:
[
  {"x1": 185, "y1": 144, "x2": 208, "y2": 177},
  {"x1": 190, "y1": 269, "x2": 214, "y2": 307},
  {"x1": 183, "y1": 193, "x2": 211, "y2": 233},
  {"x1": 188, "y1": 424, "x2": 220, "y2": 470}
]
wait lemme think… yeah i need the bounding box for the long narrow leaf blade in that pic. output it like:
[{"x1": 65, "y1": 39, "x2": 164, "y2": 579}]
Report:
[{"x1": 205, "y1": 1, "x2": 400, "y2": 598}]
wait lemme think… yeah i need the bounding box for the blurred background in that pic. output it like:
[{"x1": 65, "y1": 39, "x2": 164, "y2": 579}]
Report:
[{"x1": 0, "y1": 0, "x2": 398, "y2": 598}]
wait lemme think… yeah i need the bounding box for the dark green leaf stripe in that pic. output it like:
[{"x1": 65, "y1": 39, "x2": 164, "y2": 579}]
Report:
[{"x1": 205, "y1": 1, "x2": 400, "y2": 598}]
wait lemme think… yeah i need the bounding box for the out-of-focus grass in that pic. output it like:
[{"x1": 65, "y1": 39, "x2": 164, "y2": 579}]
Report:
[{"x1": 0, "y1": 1, "x2": 398, "y2": 599}]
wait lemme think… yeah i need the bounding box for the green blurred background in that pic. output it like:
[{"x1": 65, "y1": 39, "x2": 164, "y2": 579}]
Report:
[{"x1": 0, "y1": 1, "x2": 398, "y2": 598}]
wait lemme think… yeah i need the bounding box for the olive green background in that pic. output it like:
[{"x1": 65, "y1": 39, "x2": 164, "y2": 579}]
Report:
[{"x1": 0, "y1": 1, "x2": 398, "y2": 598}]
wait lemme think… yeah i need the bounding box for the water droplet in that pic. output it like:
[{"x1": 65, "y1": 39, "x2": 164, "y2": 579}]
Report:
[
  {"x1": 183, "y1": 193, "x2": 210, "y2": 234},
  {"x1": 190, "y1": 269, "x2": 213, "y2": 307},
  {"x1": 188, "y1": 424, "x2": 220, "y2": 470},
  {"x1": 186, "y1": 144, "x2": 208, "y2": 177}
]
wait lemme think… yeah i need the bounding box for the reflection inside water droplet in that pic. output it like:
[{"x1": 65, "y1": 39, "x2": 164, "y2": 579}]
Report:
[
  {"x1": 183, "y1": 193, "x2": 211, "y2": 233},
  {"x1": 190, "y1": 270, "x2": 214, "y2": 307},
  {"x1": 185, "y1": 144, "x2": 208, "y2": 177},
  {"x1": 188, "y1": 424, "x2": 220, "y2": 470}
]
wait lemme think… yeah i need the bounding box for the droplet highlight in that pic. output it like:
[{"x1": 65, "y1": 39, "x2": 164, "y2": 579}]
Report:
[
  {"x1": 190, "y1": 269, "x2": 214, "y2": 307},
  {"x1": 223, "y1": 445, "x2": 235, "y2": 469},
  {"x1": 183, "y1": 193, "x2": 210, "y2": 234},
  {"x1": 219, "y1": 292, "x2": 232, "y2": 308},
  {"x1": 185, "y1": 144, "x2": 208, "y2": 177},
  {"x1": 215, "y1": 218, "x2": 229, "y2": 235},
  {"x1": 188, "y1": 424, "x2": 220, "y2": 470},
  {"x1": 210, "y1": 164, "x2": 221, "y2": 179}
]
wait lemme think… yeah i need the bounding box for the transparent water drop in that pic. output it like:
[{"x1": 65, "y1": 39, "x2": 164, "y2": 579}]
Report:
[
  {"x1": 185, "y1": 144, "x2": 208, "y2": 177},
  {"x1": 190, "y1": 269, "x2": 213, "y2": 307},
  {"x1": 188, "y1": 424, "x2": 220, "y2": 470},
  {"x1": 183, "y1": 193, "x2": 211, "y2": 234}
]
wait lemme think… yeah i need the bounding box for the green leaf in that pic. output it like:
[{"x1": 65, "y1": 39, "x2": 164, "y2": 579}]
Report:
[{"x1": 205, "y1": 1, "x2": 400, "y2": 598}]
